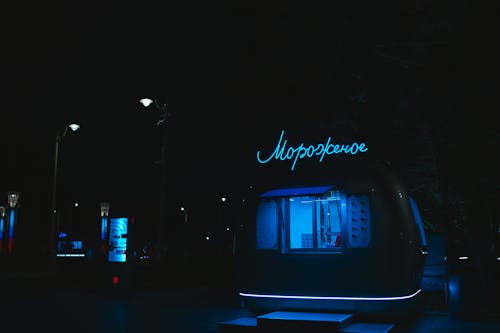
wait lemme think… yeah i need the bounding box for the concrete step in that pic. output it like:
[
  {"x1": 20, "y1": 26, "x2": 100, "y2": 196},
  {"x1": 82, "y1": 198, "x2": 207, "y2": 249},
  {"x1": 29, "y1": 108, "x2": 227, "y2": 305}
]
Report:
[
  {"x1": 257, "y1": 311, "x2": 353, "y2": 332},
  {"x1": 219, "y1": 311, "x2": 395, "y2": 333}
]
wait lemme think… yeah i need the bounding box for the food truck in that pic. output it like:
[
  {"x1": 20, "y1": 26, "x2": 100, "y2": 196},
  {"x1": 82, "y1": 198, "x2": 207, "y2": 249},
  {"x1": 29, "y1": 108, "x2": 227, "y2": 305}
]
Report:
[{"x1": 236, "y1": 159, "x2": 428, "y2": 315}]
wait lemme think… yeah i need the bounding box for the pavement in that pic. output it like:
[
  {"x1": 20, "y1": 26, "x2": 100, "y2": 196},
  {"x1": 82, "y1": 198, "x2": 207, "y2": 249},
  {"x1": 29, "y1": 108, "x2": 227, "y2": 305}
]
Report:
[{"x1": 1, "y1": 267, "x2": 499, "y2": 333}]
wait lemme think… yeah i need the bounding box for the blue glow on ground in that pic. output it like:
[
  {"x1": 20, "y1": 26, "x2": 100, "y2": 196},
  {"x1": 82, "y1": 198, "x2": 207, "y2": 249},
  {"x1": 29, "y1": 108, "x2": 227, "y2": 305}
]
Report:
[
  {"x1": 240, "y1": 289, "x2": 421, "y2": 301},
  {"x1": 256, "y1": 129, "x2": 368, "y2": 170},
  {"x1": 221, "y1": 317, "x2": 257, "y2": 327}
]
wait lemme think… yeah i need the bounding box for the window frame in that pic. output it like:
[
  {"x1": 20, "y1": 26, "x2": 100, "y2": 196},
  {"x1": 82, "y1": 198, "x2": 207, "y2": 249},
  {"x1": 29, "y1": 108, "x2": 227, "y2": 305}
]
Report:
[{"x1": 255, "y1": 190, "x2": 368, "y2": 254}]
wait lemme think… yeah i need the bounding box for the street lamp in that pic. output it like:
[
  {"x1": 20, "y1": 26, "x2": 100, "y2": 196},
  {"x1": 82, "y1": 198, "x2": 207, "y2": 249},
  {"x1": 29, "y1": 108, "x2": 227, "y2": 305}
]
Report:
[
  {"x1": 139, "y1": 97, "x2": 170, "y2": 125},
  {"x1": 50, "y1": 123, "x2": 80, "y2": 266},
  {"x1": 139, "y1": 98, "x2": 154, "y2": 107},
  {"x1": 139, "y1": 97, "x2": 171, "y2": 260}
]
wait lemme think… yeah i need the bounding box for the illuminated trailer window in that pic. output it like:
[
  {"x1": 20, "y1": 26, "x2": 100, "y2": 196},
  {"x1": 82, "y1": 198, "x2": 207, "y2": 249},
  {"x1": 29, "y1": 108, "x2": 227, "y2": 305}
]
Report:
[
  {"x1": 289, "y1": 196, "x2": 314, "y2": 249},
  {"x1": 256, "y1": 187, "x2": 355, "y2": 252},
  {"x1": 288, "y1": 191, "x2": 344, "y2": 251},
  {"x1": 317, "y1": 193, "x2": 343, "y2": 249}
]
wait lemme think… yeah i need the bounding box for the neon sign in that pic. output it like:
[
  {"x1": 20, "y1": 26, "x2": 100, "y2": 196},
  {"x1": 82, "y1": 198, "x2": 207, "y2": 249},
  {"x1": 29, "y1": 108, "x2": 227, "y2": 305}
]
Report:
[{"x1": 256, "y1": 130, "x2": 368, "y2": 170}]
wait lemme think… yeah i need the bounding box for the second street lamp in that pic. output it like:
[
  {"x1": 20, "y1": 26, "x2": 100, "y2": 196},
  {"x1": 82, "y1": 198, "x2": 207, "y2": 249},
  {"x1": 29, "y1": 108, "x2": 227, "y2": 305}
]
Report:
[
  {"x1": 49, "y1": 123, "x2": 80, "y2": 268},
  {"x1": 139, "y1": 97, "x2": 171, "y2": 262}
]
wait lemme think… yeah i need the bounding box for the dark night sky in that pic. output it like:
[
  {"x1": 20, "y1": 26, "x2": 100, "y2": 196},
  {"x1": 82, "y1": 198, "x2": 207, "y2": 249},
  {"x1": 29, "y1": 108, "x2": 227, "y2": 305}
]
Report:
[{"x1": 2, "y1": 2, "x2": 498, "y2": 251}]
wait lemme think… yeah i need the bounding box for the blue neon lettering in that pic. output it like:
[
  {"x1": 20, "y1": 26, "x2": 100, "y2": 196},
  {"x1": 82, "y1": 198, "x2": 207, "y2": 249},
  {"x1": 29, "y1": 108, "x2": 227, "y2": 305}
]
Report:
[
  {"x1": 319, "y1": 137, "x2": 330, "y2": 162},
  {"x1": 315, "y1": 144, "x2": 324, "y2": 156},
  {"x1": 290, "y1": 144, "x2": 305, "y2": 170},
  {"x1": 257, "y1": 130, "x2": 285, "y2": 163},
  {"x1": 256, "y1": 130, "x2": 369, "y2": 170},
  {"x1": 277, "y1": 139, "x2": 288, "y2": 160},
  {"x1": 339, "y1": 144, "x2": 349, "y2": 153},
  {"x1": 358, "y1": 143, "x2": 368, "y2": 153},
  {"x1": 350, "y1": 143, "x2": 358, "y2": 154},
  {"x1": 306, "y1": 145, "x2": 315, "y2": 157},
  {"x1": 326, "y1": 140, "x2": 335, "y2": 154}
]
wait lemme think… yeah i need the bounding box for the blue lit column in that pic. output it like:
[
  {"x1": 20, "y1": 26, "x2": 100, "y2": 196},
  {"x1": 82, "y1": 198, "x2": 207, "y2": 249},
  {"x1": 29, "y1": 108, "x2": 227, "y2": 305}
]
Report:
[
  {"x1": 6, "y1": 192, "x2": 20, "y2": 255},
  {"x1": 100, "y1": 202, "x2": 110, "y2": 259},
  {"x1": 0, "y1": 206, "x2": 6, "y2": 254}
]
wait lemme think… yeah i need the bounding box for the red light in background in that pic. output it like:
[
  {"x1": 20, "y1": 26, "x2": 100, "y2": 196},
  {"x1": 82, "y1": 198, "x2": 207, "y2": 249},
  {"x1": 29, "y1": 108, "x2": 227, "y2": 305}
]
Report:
[
  {"x1": 7, "y1": 239, "x2": 13, "y2": 254},
  {"x1": 112, "y1": 276, "x2": 119, "y2": 284}
]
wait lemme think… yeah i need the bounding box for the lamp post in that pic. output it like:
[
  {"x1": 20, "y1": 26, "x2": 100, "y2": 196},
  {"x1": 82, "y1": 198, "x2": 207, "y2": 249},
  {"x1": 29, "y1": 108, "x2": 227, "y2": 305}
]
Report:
[
  {"x1": 139, "y1": 97, "x2": 170, "y2": 261},
  {"x1": 49, "y1": 123, "x2": 80, "y2": 267}
]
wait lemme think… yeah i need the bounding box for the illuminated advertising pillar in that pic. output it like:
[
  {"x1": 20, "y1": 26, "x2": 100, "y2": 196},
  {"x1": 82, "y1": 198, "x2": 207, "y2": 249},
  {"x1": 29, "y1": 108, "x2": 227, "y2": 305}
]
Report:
[
  {"x1": 6, "y1": 192, "x2": 20, "y2": 255},
  {"x1": 108, "y1": 217, "x2": 128, "y2": 263},
  {"x1": 0, "y1": 206, "x2": 5, "y2": 254},
  {"x1": 106, "y1": 217, "x2": 132, "y2": 289}
]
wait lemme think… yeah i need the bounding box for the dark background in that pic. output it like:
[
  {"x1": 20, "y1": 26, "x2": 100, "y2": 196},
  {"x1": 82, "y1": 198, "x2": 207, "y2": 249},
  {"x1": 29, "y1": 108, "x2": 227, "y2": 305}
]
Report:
[{"x1": 1, "y1": 2, "x2": 498, "y2": 263}]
